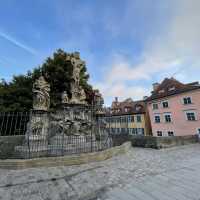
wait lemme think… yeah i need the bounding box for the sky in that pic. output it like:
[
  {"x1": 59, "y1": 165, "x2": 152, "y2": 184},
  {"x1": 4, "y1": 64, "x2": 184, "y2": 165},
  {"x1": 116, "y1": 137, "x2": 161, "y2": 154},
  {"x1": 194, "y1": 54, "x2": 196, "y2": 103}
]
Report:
[{"x1": 0, "y1": 0, "x2": 200, "y2": 106}]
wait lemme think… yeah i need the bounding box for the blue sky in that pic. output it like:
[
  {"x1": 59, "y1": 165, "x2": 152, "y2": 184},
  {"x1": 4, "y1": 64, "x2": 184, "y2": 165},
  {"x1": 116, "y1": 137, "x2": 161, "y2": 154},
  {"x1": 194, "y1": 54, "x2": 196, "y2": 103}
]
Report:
[{"x1": 0, "y1": 0, "x2": 200, "y2": 105}]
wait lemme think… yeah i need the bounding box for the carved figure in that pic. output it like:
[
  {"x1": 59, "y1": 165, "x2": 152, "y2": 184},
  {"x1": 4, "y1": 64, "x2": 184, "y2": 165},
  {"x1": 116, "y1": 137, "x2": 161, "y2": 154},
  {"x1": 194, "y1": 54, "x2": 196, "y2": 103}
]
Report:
[
  {"x1": 33, "y1": 76, "x2": 50, "y2": 111},
  {"x1": 67, "y1": 52, "x2": 87, "y2": 104},
  {"x1": 61, "y1": 91, "x2": 69, "y2": 104}
]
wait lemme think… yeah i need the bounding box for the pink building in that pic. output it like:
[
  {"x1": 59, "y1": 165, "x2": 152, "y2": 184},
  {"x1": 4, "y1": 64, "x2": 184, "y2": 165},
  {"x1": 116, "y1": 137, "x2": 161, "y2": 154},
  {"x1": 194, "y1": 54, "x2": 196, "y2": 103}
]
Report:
[{"x1": 146, "y1": 78, "x2": 200, "y2": 137}]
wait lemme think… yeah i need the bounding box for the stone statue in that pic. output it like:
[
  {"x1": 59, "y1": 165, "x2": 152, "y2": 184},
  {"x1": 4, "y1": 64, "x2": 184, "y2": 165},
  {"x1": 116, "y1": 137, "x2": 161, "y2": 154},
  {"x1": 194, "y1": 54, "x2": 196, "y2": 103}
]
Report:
[
  {"x1": 61, "y1": 91, "x2": 69, "y2": 104},
  {"x1": 93, "y1": 90, "x2": 105, "y2": 115},
  {"x1": 94, "y1": 90, "x2": 104, "y2": 107},
  {"x1": 79, "y1": 87, "x2": 87, "y2": 104},
  {"x1": 66, "y1": 52, "x2": 87, "y2": 104},
  {"x1": 33, "y1": 76, "x2": 50, "y2": 111}
]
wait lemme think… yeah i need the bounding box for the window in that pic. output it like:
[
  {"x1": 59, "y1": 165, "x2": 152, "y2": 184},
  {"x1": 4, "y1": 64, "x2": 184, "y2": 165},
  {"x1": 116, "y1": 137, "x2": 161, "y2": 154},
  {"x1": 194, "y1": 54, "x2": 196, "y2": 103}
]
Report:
[
  {"x1": 131, "y1": 128, "x2": 135, "y2": 135},
  {"x1": 131, "y1": 128, "x2": 138, "y2": 135},
  {"x1": 157, "y1": 131, "x2": 162, "y2": 136},
  {"x1": 186, "y1": 112, "x2": 196, "y2": 121},
  {"x1": 152, "y1": 103, "x2": 158, "y2": 110},
  {"x1": 136, "y1": 115, "x2": 142, "y2": 122},
  {"x1": 164, "y1": 114, "x2": 172, "y2": 123},
  {"x1": 131, "y1": 116, "x2": 134, "y2": 122},
  {"x1": 162, "y1": 101, "x2": 169, "y2": 108},
  {"x1": 168, "y1": 131, "x2": 174, "y2": 136},
  {"x1": 183, "y1": 97, "x2": 192, "y2": 105},
  {"x1": 125, "y1": 107, "x2": 129, "y2": 112},
  {"x1": 168, "y1": 86, "x2": 175, "y2": 91},
  {"x1": 155, "y1": 115, "x2": 161, "y2": 123},
  {"x1": 138, "y1": 128, "x2": 145, "y2": 135},
  {"x1": 158, "y1": 89, "x2": 165, "y2": 94},
  {"x1": 127, "y1": 116, "x2": 131, "y2": 123},
  {"x1": 124, "y1": 116, "x2": 126, "y2": 123},
  {"x1": 197, "y1": 128, "x2": 200, "y2": 134},
  {"x1": 136, "y1": 105, "x2": 142, "y2": 111}
]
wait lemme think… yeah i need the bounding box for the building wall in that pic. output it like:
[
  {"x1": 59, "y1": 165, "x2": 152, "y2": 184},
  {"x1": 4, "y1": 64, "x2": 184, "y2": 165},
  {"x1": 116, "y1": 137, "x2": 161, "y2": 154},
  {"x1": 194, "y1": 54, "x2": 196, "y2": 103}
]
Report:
[
  {"x1": 104, "y1": 114, "x2": 150, "y2": 135},
  {"x1": 147, "y1": 89, "x2": 200, "y2": 136}
]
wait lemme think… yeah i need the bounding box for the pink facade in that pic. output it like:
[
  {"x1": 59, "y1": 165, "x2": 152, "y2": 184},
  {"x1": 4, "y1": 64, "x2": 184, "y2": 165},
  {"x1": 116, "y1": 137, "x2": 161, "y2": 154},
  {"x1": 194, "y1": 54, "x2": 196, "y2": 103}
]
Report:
[{"x1": 147, "y1": 89, "x2": 200, "y2": 137}]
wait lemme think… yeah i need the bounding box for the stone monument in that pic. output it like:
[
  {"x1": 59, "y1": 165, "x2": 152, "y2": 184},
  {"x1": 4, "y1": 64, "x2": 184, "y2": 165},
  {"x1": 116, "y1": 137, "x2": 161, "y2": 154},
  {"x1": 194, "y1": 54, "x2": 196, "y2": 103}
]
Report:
[
  {"x1": 15, "y1": 53, "x2": 112, "y2": 158},
  {"x1": 33, "y1": 76, "x2": 50, "y2": 111},
  {"x1": 27, "y1": 76, "x2": 50, "y2": 142},
  {"x1": 65, "y1": 52, "x2": 87, "y2": 104},
  {"x1": 61, "y1": 91, "x2": 69, "y2": 104}
]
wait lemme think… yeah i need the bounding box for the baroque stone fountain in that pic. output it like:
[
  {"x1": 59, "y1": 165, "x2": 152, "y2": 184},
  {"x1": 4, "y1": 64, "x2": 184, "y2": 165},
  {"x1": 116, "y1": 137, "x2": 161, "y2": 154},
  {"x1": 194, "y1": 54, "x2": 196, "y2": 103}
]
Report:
[{"x1": 15, "y1": 52, "x2": 111, "y2": 158}]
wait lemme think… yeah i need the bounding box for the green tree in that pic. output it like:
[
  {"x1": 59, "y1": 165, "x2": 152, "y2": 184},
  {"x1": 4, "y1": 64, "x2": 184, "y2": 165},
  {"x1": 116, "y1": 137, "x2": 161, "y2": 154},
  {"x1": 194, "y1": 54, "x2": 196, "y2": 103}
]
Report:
[
  {"x1": 0, "y1": 49, "x2": 93, "y2": 112},
  {"x1": 41, "y1": 49, "x2": 92, "y2": 107}
]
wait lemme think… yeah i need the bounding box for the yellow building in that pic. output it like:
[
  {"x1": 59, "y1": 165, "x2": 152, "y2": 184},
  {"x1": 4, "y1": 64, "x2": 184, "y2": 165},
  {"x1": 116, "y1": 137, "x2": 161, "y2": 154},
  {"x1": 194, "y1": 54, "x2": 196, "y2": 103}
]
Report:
[{"x1": 105, "y1": 98, "x2": 151, "y2": 136}]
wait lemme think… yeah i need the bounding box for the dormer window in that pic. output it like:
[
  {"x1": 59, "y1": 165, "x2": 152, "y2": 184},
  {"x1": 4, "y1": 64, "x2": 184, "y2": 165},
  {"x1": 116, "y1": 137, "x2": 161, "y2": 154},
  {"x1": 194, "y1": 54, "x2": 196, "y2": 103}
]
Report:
[
  {"x1": 168, "y1": 86, "x2": 175, "y2": 91},
  {"x1": 158, "y1": 89, "x2": 165, "y2": 94},
  {"x1": 135, "y1": 105, "x2": 142, "y2": 111},
  {"x1": 124, "y1": 107, "x2": 128, "y2": 112}
]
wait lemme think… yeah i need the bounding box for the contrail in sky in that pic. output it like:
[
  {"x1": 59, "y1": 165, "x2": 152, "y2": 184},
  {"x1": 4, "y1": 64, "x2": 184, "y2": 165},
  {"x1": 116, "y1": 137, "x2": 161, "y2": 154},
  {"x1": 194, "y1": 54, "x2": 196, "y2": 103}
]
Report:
[{"x1": 0, "y1": 31, "x2": 37, "y2": 55}]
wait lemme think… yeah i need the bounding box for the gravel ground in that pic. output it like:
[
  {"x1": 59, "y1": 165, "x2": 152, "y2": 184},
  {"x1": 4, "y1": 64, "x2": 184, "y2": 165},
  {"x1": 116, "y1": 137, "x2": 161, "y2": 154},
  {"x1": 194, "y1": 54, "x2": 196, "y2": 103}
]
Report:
[{"x1": 0, "y1": 144, "x2": 200, "y2": 200}]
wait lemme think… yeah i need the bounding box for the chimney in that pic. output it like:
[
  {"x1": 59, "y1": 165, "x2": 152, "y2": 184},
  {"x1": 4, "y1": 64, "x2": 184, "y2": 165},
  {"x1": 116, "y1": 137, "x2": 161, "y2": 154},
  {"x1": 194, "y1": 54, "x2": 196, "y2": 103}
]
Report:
[
  {"x1": 152, "y1": 83, "x2": 159, "y2": 91},
  {"x1": 115, "y1": 97, "x2": 118, "y2": 102}
]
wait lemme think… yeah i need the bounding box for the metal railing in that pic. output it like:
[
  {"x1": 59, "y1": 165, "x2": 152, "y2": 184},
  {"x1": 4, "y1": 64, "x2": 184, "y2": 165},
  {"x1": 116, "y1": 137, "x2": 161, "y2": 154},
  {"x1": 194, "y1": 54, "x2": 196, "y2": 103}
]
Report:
[
  {"x1": 0, "y1": 110, "x2": 113, "y2": 159},
  {"x1": 0, "y1": 112, "x2": 29, "y2": 136}
]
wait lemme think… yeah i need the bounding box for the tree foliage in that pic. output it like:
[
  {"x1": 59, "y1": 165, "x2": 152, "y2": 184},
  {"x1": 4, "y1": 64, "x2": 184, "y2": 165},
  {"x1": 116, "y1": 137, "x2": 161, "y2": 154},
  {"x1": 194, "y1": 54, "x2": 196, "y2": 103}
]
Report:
[{"x1": 0, "y1": 49, "x2": 93, "y2": 111}]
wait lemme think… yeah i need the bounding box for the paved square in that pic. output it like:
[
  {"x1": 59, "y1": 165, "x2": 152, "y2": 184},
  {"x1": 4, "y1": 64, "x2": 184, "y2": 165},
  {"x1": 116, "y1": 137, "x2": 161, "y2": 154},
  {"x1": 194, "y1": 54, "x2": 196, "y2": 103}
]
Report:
[{"x1": 1, "y1": 144, "x2": 200, "y2": 200}]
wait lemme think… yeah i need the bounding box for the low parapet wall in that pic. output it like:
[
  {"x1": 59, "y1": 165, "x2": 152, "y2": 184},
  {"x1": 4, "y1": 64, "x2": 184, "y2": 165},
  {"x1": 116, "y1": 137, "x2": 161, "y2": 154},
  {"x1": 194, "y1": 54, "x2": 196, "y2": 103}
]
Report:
[
  {"x1": 0, "y1": 135, "x2": 25, "y2": 159},
  {"x1": 110, "y1": 134, "x2": 199, "y2": 149},
  {"x1": 0, "y1": 142, "x2": 131, "y2": 170},
  {"x1": 130, "y1": 135, "x2": 199, "y2": 149}
]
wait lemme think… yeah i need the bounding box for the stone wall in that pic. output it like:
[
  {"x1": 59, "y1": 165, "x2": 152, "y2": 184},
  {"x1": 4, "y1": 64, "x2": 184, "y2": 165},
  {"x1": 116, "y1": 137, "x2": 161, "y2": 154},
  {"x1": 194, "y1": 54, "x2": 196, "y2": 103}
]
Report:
[
  {"x1": 0, "y1": 135, "x2": 25, "y2": 159},
  {"x1": 0, "y1": 142, "x2": 131, "y2": 169},
  {"x1": 111, "y1": 134, "x2": 129, "y2": 146},
  {"x1": 107, "y1": 134, "x2": 199, "y2": 149},
  {"x1": 130, "y1": 135, "x2": 199, "y2": 149}
]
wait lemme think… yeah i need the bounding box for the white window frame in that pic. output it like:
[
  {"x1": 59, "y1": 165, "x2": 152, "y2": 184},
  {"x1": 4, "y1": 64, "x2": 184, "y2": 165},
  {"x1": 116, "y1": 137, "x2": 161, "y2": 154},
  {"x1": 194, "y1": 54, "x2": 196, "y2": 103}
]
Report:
[
  {"x1": 185, "y1": 110, "x2": 197, "y2": 121},
  {"x1": 164, "y1": 113, "x2": 172, "y2": 123},
  {"x1": 168, "y1": 131, "x2": 174, "y2": 136},
  {"x1": 158, "y1": 89, "x2": 165, "y2": 94},
  {"x1": 152, "y1": 103, "x2": 158, "y2": 110},
  {"x1": 182, "y1": 96, "x2": 192, "y2": 105},
  {"x1": 136, "y1": 115, "x2": 142, "y2": 123},
  {"x1": 154, "y1": 114, "x2": 161, "y2": 123},
  {"x1": 168, "y1": 86, "x2": 175, "y2": 91},
  {"x1": 157, "y1": 131, "x2": 162, "y2": 136},
  {"x1": 197, "y1": 128, "x2": 200, "y2": 135},
  {"x1": 162, "y1": 100, "x2": 169, "y2": 108}
]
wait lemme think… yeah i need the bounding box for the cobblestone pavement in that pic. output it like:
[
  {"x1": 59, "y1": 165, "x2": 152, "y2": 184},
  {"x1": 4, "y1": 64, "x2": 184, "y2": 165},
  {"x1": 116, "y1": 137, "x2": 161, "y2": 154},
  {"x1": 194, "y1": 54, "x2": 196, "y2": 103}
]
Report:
[{"x1": 0, "y1": 144, "x2": 200, "y2": 200}]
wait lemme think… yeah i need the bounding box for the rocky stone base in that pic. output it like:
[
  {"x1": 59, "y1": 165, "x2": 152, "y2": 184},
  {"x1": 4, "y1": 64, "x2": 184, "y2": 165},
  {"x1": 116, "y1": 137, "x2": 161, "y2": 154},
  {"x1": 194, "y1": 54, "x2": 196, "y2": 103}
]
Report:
[{"x1": 0, "y1": 142, "x2": 131, "y2": 169}]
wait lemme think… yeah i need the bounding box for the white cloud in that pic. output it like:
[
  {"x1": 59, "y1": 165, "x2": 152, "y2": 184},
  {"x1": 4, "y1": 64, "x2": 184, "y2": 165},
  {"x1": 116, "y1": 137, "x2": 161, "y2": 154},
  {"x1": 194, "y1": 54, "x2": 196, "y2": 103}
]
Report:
[
  {"x1": 96, "y1": 0, "x2": 200, "y2": 105},
  {"x1": 106, "y1": 54, "x2": 182, "y2": 85},
  {"x1": 0, "y1": 31, "x2": 37, "y2": 55},
  {"x1": 94, "y1": 81, "x2": 150, "y2": 106}
]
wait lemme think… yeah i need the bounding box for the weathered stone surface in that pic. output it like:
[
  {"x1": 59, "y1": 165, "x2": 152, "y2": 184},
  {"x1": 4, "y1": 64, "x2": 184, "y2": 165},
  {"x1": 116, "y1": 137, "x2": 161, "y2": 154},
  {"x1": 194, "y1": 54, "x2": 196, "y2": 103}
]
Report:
[
  {"x1": 0, "y1": 142, "x2": 131, "y2": 169},
  {"x1": 61, "y1": 91, "x2": 69, "y2": 104},
  {"x1": 0, "y1": 135, "x2": 25, "y2": 159},
  {"x1": 1, "y1": 144, "x2": 200, "y2": 199},
  {"x1": 33, "y1": 76, "x2": 50, "y2": 111},
  {"x1": 111, "y1": 134, "x2": 198, "y2": 149},
  {"x1": 66, "y1": 52, "x2": 87, "y2": 105}
]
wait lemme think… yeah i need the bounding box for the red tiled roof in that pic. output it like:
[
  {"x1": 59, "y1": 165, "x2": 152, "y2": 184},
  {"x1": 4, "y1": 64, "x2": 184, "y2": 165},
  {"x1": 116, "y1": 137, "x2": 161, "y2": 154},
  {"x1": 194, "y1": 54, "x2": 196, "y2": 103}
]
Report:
[
  {"x1": 146, "y1": 78, "x2": 200, "y2": 101},
  {"x1": 106, "y1": 98, "x2": 146, "y2": 116}
]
